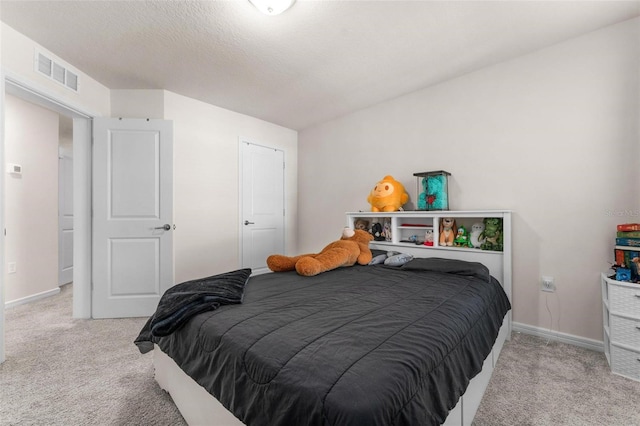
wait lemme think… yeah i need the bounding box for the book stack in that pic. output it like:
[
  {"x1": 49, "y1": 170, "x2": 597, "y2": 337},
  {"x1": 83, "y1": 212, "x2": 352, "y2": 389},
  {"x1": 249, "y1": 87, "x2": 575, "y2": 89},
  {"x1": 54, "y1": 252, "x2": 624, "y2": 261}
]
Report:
[{"x1": 614, "y1": 223, "x2": 640, "y2": 281}]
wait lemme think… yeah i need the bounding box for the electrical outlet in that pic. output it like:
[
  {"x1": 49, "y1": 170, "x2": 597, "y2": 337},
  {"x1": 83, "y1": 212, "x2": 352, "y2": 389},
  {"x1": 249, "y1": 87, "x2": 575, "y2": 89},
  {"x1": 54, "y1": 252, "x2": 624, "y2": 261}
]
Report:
[
  {"x1": 541, "y1": 276, "x2": 555, "y2": 292},
  {"x1": 8, "y1": 262, "x2": 16, "y2": 274}
]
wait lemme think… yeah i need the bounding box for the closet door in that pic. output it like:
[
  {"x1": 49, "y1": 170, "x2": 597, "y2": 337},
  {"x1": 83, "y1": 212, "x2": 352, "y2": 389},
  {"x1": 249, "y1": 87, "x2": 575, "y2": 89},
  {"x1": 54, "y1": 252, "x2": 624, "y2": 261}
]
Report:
[{"x1": 241, "y1": 141, "x2": 285, "y2": 275}]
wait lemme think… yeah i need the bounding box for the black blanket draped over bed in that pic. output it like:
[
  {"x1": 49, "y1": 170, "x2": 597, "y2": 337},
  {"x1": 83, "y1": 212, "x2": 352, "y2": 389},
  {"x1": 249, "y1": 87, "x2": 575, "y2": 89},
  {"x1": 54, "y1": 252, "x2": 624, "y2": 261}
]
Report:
[{"x1": 137, "y1": 258, "x2": 510, "y2": 426}]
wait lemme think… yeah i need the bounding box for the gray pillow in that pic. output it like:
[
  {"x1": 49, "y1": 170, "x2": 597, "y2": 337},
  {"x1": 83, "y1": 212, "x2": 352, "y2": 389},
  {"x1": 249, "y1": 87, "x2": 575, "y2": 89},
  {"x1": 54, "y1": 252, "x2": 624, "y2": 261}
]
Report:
[{"x1": 384, "y1": 253, "x2": 414, "y2": 266}]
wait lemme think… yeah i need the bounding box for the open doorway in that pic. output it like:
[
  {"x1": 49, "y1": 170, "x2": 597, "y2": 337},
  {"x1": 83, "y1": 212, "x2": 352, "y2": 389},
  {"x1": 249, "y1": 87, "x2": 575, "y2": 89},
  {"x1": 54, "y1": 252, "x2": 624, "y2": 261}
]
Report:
[
  {"x1": 1, "y1": 75, "x2": 94, "y2": 364},
  {"x1": 2, "y1": 95, "x2": 76, "y2": 363},
  {"x1": 4, "y1": 94, "x2": 65, "y2": 307}
]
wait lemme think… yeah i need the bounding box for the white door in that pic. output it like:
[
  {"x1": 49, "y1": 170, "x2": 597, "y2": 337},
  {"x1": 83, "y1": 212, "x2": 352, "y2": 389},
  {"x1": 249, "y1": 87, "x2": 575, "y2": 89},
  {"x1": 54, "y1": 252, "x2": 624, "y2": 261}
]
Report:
[
  {"x1": 58, "y1": 154, "x2": 73, "y2": 285},
  {"x1": 92, "y1": 118, "x2": 173, "y2": 318},
  {"x1": 241, "y1": 141, "x2": 285, "y2": 275}
]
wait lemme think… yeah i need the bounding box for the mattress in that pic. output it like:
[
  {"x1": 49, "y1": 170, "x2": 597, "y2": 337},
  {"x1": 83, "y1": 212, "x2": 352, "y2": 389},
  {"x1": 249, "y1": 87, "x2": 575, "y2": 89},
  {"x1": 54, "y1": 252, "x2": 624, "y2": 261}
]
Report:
[{"x1": 139, "y1": 258, "x2": 510, "y2": 426}]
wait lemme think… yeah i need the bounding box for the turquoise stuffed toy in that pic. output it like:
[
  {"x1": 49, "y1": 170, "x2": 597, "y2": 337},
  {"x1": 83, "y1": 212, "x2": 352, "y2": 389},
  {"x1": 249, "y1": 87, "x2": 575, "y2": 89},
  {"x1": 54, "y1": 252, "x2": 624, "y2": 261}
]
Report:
[
  {"x1": 418, "y1": 175, "x2": 448, "y2": 210},
  {"x1": 426, "y1": 175, "x2": 447, "y2": 210}
]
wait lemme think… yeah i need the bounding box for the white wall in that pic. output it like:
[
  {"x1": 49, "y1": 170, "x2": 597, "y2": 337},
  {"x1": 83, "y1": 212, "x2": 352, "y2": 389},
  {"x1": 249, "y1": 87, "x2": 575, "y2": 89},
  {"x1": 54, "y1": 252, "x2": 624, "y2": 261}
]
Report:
[
  {"x1": 111, "y1": 90, "x2": 298, "y2": 284},
  {"x1": 111, "y1": 89, "x2": 165, "y2": 119},
  {"x1": 1, "y1": 23, "x2": 110, "y2": 116},
  {"x1": 298, "y1": 18, "x2": 640, "y2": 342},
  {"x1": 165, "y1": 91, "x2": 298, "y2": 283},
  {"x1": 4, "y1": 94, "x2": 59, "y2": 302}
]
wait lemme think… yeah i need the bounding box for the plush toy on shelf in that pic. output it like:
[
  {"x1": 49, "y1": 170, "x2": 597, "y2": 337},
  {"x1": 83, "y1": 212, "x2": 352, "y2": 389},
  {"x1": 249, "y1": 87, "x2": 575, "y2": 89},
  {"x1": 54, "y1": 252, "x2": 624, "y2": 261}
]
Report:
[
  {"x1": 367, "y1": 175, "x2": 409, "y2": 212},
  {"x1": 454, "y1": 225, "x2": 472, "y2": 247},
  {"x1": 382, "y1": 219, "x2": 392, "y2": 241},
  {"x1": 479, "y1": 217, "x2": 503, "y2": 251},
  {"x1": 266, "y1": 227, "x2": 373, "y2": 277},
  {"x1": 371, "y1": 222, "x2": 385, "y2": 241},
  {"x1": 439, "y1": 217, "x2": 456, "y2": 246},
  {"x1": 469, "y1": 222, "x2": 485, "y2": 248},
  {"x1": 354, "y1": 219, "x2": 370, "y2": 232}
]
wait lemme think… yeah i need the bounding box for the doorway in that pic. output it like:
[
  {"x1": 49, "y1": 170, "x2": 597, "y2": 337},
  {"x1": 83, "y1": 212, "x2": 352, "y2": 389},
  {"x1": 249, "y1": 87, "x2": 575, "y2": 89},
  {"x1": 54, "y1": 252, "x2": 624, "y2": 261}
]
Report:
[
  {"x1": 3, "y1": 95, "x2": 72, "y2": 307},
  {"x1": 1, "y1": 74, "x2": 93, "y2": 364}
]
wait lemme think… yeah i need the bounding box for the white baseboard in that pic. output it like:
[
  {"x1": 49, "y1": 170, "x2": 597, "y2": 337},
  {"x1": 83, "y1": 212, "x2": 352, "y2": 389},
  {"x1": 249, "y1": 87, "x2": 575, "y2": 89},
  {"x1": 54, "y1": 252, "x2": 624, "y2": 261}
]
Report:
[
  {"x1": 512, "y1": 321, "x2": 604, "y2": 353},
  {"x1": 5, "y1": 287, "x2": 61, "y2": 309}
]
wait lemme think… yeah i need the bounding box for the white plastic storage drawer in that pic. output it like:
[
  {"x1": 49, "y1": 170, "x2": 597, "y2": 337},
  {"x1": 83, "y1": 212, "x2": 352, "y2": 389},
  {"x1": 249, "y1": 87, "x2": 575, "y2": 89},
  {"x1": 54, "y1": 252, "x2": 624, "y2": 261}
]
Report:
[
  {"x1": 611, "y1": 344, "x2": 640, "y2": 381},
  {"x1": 609, "y1": 284, "x2": 640, "y2": 316},
  {"x1": 611, "y1": 315, "x2": 640, "y2": 351}
]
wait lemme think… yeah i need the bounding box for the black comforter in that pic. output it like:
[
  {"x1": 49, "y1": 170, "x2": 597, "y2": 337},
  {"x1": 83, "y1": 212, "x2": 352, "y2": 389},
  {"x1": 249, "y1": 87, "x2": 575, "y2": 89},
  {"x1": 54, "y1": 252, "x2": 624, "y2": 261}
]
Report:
[{"x1": 139, "y1": 258, "x2": 510, "y2": 426}]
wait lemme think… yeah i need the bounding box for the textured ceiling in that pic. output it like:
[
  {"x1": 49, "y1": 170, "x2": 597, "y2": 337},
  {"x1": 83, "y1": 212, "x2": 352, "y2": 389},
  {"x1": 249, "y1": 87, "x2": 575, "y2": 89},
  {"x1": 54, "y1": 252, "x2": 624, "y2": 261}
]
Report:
[{"x1": 1, "y1": 1, "x2": 639, "y2": 130}]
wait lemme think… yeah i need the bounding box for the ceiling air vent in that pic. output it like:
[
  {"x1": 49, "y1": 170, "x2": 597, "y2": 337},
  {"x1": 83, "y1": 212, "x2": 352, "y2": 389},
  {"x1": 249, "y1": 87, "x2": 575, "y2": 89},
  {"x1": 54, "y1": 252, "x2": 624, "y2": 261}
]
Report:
[{"x1": 34, "y1": 50, "x2": 79, "y2": 92}]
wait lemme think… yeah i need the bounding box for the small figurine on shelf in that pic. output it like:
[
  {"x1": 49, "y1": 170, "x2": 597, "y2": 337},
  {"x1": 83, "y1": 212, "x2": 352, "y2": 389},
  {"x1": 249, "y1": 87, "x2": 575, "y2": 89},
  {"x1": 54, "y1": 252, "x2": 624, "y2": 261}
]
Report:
[
  {"x1": 454, "y1": 225, "x2": 472, "y2": 248},
  {"x1": 469, "y1": 222, "x2": 485, "y2": 249},
  {"x1": 382, "y1": 219, "x2": 392, "y2": 242},
  {"x1": 424, "y1": 228, "x2": 434, "y2": 246},
  {"x1": 439, "y1": 217, "x2": 456, "y2": 246}
]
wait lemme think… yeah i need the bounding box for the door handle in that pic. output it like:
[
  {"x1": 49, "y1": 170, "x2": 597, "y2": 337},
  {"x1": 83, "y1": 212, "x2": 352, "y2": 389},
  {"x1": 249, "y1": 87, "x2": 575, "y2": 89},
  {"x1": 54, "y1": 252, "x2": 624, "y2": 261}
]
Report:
[
  {"x1": 244, "y1": 220, "x2": 255, "y2": 225},
  {"x1": 155, "y1": 224, "x2": 171, "y2": 231}
]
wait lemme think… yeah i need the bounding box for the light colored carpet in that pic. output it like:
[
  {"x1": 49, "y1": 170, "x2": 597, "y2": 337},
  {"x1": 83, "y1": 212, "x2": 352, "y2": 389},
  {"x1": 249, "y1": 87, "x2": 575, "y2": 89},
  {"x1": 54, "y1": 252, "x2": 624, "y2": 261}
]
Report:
[
  {"x1": 1, "y1": 284, "x2": 184, "y2": 426},
  {"x1": 2, "y1": 284, "x2": 639, "y2": 425},
  {"x1": 475, "y1": 332, "x2": 640, "y2": 426}
]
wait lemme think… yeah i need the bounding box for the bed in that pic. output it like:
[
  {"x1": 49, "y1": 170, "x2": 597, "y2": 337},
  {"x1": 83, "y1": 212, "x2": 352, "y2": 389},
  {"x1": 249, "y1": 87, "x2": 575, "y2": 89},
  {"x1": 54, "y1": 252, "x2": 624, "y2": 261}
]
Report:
[{"x1": 135, "y1": 250, "x2": 511, "y2": 426}]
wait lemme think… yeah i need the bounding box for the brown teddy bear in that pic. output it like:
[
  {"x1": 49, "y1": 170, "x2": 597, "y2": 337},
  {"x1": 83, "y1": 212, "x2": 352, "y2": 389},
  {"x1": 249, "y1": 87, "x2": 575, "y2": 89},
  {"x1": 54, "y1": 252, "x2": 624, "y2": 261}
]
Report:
[{"x1": 267, "y1": 228, "x2": 374, "y2": 276}]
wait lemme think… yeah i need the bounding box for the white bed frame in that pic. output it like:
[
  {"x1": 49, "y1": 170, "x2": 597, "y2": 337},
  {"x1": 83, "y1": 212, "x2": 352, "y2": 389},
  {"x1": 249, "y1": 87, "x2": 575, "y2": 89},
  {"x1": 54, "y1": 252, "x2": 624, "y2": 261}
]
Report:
[{"x1": 154, "y1": 212, "x2": 512, "y2": 426}]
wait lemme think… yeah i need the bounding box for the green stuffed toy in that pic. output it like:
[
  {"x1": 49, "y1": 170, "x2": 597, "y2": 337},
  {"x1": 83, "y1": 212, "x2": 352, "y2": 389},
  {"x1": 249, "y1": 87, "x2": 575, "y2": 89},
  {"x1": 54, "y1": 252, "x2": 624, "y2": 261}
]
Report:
[
  {"x1": 479, "y1": 218, "x2": 503, "y2": 251},
  {"x1": 454, "y1": 225, "x2": 473, "y2": 248}
]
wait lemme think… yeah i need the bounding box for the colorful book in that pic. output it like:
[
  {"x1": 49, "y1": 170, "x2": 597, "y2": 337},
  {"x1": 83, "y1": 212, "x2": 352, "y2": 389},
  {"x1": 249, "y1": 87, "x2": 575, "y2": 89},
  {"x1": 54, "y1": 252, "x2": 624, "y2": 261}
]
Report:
[
  {"x1": 616, "y1": 238, "x2": 640, "y2": 247},
  {"x1": 617, "y1": 223, "x2": 640, "y2": 232},
  {"x1": 617, "y1": 231, "x2": 640, "y2": 238},
  {"x1": 615, "y1": 247, "x2": 640, "y2": 267}
]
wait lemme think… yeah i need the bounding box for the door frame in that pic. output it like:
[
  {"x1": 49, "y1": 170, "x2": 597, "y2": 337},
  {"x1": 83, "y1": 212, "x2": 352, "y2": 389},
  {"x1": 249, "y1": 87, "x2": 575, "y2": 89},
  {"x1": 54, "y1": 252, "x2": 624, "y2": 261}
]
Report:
[
  {"x1": 0, "y1": 70, "x2": 95, "y2": 363},
  {"x1": 238, "y1": 137, "x2": 286, "y2": 271},
  {"x1": 58, "y1": 151, "x2": 73, "y2": 286}
]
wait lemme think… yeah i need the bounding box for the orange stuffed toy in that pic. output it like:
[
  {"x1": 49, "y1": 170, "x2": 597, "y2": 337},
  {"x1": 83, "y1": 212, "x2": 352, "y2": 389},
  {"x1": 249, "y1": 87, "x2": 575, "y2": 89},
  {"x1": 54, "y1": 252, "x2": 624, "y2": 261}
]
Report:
[
  {"x1": 267, "y1": 228, "x2": 374, "y2": 277},
  {"x1": 367, "y1": 175, "x2": 409, "y2": 212}
]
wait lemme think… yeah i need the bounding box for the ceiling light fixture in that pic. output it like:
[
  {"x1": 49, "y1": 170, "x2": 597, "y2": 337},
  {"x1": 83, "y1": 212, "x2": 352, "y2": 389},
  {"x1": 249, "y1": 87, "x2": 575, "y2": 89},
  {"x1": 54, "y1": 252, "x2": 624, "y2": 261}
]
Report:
[{"x1": 249, "y1": 0, "x2": 296, "y2": 15}]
